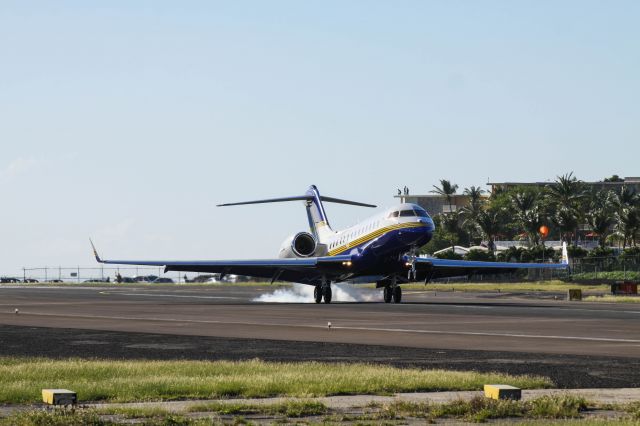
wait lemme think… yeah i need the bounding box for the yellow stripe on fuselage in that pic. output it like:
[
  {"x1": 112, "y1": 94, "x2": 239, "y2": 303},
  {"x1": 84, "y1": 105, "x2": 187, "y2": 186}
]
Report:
[{"x1": 327, "y1": 222, "x2": 426, "y2": 256}]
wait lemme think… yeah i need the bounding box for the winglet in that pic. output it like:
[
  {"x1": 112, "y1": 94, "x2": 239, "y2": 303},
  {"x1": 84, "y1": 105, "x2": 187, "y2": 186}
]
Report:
[
  {"x1": 90, "y1": 238, "x2": 103, "y2": 263},
  {"x1": 561, "y1": 242, "x2": 569, "y2": 265}
]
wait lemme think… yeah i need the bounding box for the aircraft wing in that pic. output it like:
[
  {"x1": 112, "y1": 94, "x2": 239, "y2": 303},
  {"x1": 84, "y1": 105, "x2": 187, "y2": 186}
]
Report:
[
  {"x1": 91, "y1": 241, "x2": 354, "y2": 285},
  {"x1": 407, "y1": 246, "x2": 569, "y2": 281}
]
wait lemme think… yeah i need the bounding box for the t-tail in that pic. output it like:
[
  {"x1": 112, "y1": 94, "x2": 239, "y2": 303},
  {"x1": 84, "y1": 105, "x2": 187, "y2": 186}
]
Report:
[
  {"x1": 218, "y1": 185, "x2": 376, "y2": 243},
  {"x1": 561, "y1": 241, "x2": 570, "y2": 269}
]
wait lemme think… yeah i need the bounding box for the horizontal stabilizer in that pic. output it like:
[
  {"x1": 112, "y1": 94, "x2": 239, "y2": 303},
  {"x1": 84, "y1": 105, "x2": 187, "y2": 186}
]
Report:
[
  {"x1": 218, "y1": 194, "x2": 375, "y2": 208},
  {"x1": 217, "y1": 196, "x2": 310, "y2": 207}
]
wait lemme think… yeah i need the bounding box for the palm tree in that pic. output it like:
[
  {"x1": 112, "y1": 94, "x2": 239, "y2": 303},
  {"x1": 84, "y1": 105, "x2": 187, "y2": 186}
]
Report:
[
  {"x1": 552, "y1": 207, "x2": 578, "y2": 244},
  {"x1": 472, "y1": 208, "x2": 504, "y2": 252},
  {"x1": 616, "y1": 185, "x2": 639, "y2": 207},
  {"x1": 431, "y1": 179, "x2": 459, "y2": 214},
  {"x1": 615, "y1": 207, "x2": 640, "y2": 248},
  {"x1": 587, "y1": 209, "x2": 615, "y2": 248},
  {"x1": 611, "y1": 186, "x2": 639, "y2": 248},
  {"x1": 460, "y1": 186, "x2": 486, "y2": 245},
  {"x1": 510, "y1": 189, "x2": 545, "y2": 246},
  {"x1": 546, "y1": 172, "x2": 585, "y2": 245},
  {"x1": 463, "y1": 186, "x2": 486, "y2": 211},
  {"x1": 439, "y1": 210, "x2": 462, "y2": 253}
]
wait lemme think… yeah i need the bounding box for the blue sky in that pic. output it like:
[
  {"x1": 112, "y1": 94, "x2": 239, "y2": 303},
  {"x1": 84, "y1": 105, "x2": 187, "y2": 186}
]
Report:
[{"x1": 1, "y1": 1, "x2": 638, "y2": 274}]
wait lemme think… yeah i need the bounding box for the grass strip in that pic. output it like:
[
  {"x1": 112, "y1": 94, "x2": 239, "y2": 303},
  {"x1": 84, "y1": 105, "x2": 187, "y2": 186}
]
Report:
[
  {"x1": 2, "y1": 395, "x2": 630, "y2": 425},
  {"x1": 584, "y1": 295, "x2": 640, "y2": 303},
  {"x1": 399, "y1": 280, "x2": 609, "y2": 292},
  {"x1": 571, "y1": 271, "x2": 640, "y2": 281},
  {"x1": 186, "y1": 400, "x2": 327, "y2": 417},
  {"x1": 357, "y1": 395, "x2": 588, "y2": 422},
  {"x1": 0, "y1": 357, "x2": 552, "y2": 403}
]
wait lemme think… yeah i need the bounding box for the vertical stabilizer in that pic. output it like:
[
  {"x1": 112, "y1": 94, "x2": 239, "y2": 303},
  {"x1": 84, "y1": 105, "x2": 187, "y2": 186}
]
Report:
[
  {"x1": 304, "y1": 185, "x2": 335, "y2": 242},
  {"x1": 561, "y1": 242, "x2": 570, "y2": 266}
]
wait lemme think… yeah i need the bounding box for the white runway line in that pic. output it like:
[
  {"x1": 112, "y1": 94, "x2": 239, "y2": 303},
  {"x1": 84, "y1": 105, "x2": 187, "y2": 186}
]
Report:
[
  {"x1": 4, "y1": 311, "x2": 640, "y2": 344},
  {"x1": 100, "y1": 292, "x2": 239, "y2": 300}
]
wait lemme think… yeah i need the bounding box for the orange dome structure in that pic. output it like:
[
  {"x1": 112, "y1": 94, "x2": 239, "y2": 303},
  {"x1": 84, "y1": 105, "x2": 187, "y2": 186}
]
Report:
[{"x1": 539, "y1": 225, "x2": 549, "y2": 238}]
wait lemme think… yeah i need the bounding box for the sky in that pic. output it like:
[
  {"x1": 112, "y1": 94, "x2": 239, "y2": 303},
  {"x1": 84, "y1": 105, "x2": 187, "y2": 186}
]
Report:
[{"x1": 1, "y1": 1, "x2": 639, "y2": 274}]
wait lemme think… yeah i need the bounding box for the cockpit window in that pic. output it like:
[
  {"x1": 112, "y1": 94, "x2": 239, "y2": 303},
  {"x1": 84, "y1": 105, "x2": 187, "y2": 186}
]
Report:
[
  {"x1": 387, "y1": 211, "x2": 400, "y2": 218},
  {"x1": 399, "y1": 210, "x2": 416, "y2": 217},
  {"x1": 414, "y1": 209, "x2": 430, "y2": 218}
]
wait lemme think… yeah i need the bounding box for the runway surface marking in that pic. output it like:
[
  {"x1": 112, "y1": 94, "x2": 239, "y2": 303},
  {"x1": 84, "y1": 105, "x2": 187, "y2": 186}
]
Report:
[
  {"x1": 99, "y1": 291, "x2": 239, "y2": 300},
  {"x1": 7, "y1": 311, "x2": 640, "y2": 344}
]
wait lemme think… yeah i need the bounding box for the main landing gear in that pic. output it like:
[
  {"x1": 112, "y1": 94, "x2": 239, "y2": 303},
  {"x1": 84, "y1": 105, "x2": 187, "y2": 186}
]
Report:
[
  {"x1": 381, "y1": 276, "x2": 402, "y2": 303},
  {"x1": 314, "y1": 282, "x2": 332, "y2": 304},
  {"x1": 383, "y1": 285, "x2": 402, "y2": 303}
]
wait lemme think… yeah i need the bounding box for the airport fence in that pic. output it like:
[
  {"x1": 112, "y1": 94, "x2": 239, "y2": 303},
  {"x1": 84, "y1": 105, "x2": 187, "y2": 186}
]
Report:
[
  {"x1": 568, "y1": 255, "x2": 640, "y2": 280},
  {"x1": 5, "y1": 255, "x2": 640, "y2": 284},
  {"x1": 10, "y1": 266, "x2": 204, "y2": 284}
]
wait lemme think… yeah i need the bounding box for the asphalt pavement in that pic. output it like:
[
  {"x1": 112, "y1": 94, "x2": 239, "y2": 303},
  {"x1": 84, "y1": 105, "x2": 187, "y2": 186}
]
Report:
[{"x1": 1, "y1": 284, "x2": 639, "y2": 388}]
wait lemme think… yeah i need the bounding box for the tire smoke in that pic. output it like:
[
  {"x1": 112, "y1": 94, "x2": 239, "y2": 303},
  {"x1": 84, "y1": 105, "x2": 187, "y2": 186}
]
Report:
[{"x1": 253, "y1": 283, "x2": 381, "y2": 303}]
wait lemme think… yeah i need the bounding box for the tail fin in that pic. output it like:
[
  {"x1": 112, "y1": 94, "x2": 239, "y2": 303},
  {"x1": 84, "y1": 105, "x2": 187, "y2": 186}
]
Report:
[
  {"x1": 561, "y1": 242, "x2": 570, "y2": 266},
  {"x1": 305, "y1": 185, "x2": 336, "y2": 242},
  {"x1": 218, "y1": 185, "x2": 376, "y2": 243},
  {"x1": 560, "y1": 242, "x2": 572, "y2": 274}
]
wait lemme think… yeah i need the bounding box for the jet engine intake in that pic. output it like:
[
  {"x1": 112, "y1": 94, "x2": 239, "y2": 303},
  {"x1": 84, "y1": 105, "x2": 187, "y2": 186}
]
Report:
[{"x1": 278, "y1": 232, "x2": 318, "y2": 258}]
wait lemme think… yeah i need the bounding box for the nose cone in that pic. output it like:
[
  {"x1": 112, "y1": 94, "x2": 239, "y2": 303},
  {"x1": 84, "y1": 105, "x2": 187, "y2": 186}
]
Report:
[{"x1": 398, "y1": 221, "x2": 433, "y2": 246}]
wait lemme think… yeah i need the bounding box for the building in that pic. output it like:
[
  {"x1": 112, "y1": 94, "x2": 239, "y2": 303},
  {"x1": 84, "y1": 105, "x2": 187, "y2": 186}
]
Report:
[
  {"x1": 488, "y1": 177, "x2": 640, "y2": 194},
  {"x1": 394, "y1": 193, "x2": 487, "y2": 215}
]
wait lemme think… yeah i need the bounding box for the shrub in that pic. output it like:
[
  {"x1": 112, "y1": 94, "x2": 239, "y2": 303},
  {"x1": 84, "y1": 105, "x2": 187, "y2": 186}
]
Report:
[
  {"x1": 622, "y1": 247, "x2": 640, "y2": 258},
  {"x1": 567, "y1": 245, "x2": 588, "y2": 258},
  {"x1": 464, "y1": 249, "x2": 495, "y2": 262},
  {"x1": 587, "y1": 247, "x2": 615, "y2": 258},
  {"x1": 521, "y1": 246, "x2": 556, "y2": 262},
  {"x1": 496, "y1": 246, "x2": 527, "y2": 262},
  {"x1": 434, "y1": 249, "x2": 463, "y2": 260}
]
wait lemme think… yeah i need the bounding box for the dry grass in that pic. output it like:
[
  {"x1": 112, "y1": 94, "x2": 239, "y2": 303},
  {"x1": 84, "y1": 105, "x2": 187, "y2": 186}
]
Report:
[{"x1": 584, "y1": 295, "x2": 640, "y2": 303}]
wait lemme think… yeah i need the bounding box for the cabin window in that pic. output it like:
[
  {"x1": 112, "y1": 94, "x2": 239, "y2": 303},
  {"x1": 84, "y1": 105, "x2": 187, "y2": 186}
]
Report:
[{"x1": 400, "y1": 210, "x2": 416, "y2": 217}]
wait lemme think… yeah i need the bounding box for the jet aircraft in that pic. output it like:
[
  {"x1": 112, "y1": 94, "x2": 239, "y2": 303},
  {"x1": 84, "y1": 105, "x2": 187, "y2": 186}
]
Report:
[{"x1": 92, "y1": 185, "x2": 569, "y2": 303}]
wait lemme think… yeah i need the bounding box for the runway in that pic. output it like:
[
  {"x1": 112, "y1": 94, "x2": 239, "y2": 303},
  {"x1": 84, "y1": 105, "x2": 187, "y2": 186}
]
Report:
[{"x1": 1, "y1": 284, "x2": 640, "y2": 388}]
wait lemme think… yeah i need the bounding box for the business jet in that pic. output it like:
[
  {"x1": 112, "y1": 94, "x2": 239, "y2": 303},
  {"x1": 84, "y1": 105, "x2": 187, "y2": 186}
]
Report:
[{"x1": 92, "y1": 185, "x2": 568, "y2": 304}]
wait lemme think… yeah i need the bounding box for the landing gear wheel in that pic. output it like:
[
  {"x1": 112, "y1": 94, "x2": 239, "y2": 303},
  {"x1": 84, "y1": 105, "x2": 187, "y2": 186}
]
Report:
[
  {"x1": 383, "y1": 286, "x2": 392, "y2": 303},
  {"x1": 314, "y1": 286, "x2": 322, "y2": 304},
  {"x1": 392, "y1": 286, "x2": 402, "y2": 303},
  {"x1": 322, "y1": 286, "x2": 332, "y2": 304}
]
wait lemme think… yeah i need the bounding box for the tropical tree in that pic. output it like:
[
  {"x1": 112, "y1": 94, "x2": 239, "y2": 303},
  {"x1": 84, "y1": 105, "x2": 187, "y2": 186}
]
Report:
[
  {"x1": 615, "y1": 207, "x2": 640, "y2": 248},
  {"x1": 615, "y1": 185, "x2": 639, "y2": 211},
  {"x1": 552, "y1": 207, "x2": 578, "y2": 244},
  {"x1": 440, "y1": 210, "x2": 463, "y2": 252},
  {"x1": 460, "y1": 186, "x2": 487, "y2": 244},
  {"x1": 587, "y1": 209, "x2": 615, "y2": 249},
  {"x1": 546, "y1": 172, "x2": 586, "y2": 245},
  {"x1": 510, "y1": 188, "x2": 546, "y2": 246},
  {"x1": 431, "y1": 179, "x2": 459, "y2": 214},
  {"x1": 470, "y1": 207, "x2": 504, "y2": 252},
  {"x1": 463, "y1": 186, "x2": 486, "y2": 212}
]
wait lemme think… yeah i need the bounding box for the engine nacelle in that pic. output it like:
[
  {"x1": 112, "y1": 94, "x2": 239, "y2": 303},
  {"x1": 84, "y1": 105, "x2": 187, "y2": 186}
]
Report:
[{"x1": 278, "y1": 232, "x2": 318, "y2": 258}]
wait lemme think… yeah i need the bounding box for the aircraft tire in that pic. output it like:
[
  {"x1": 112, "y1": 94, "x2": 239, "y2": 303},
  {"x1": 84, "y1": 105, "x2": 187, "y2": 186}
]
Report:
[
  {"x1": 392, "y1": 286, "x2": 402, "y2": 303},
  {"x1": 383, "y1": 286, "x2": 392, "y2": 303},
  {"x1": 314, "y1": 286, "x2": 322, "y2": 303},
  {"x1": 323, "y1": 286, "x2": 332, "y2": 304}
]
